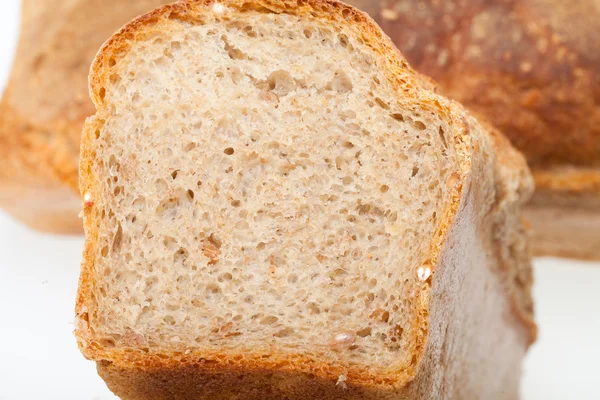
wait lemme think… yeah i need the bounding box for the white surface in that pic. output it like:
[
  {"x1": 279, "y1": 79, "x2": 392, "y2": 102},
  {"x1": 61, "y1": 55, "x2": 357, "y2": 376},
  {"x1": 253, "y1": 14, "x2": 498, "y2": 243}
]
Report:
[{"x1": 0, "y1": 1, "x2": 599, "y2": 399}]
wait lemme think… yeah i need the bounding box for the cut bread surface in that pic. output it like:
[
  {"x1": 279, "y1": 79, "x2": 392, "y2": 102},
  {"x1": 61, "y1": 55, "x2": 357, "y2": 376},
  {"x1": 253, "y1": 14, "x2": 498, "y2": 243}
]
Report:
[
  {"x1": 77, "y1": 1, "x2": 462, "y2": 383},
  {"x1": 72, "y1": 4, "x2": 538, "y2": 399},
  {"x1": 80, "y1": 4, "x2": 459, "y2": 380}
]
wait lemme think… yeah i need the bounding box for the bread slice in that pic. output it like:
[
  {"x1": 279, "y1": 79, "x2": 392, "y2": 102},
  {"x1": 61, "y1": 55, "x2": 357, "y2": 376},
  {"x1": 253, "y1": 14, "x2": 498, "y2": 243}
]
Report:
[
  {"x1": 0, "y1": 0, "x2": 172, "y2": 233},
  {"x1": 75, "y1": 1, "x2": 536, "y2": 398},
  {"x1": 346, "y1": 0, "x2": 600, "y2": 259}
]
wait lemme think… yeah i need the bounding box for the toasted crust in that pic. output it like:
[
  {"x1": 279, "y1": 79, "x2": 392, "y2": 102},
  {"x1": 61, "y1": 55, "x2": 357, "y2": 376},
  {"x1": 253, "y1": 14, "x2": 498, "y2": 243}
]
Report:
[
  {"x1": 76, "y1": 0, "x2": 535, "y2": 398},
  {"x1": 0, "y1": 0, "x2": 173, "y2": 233}
]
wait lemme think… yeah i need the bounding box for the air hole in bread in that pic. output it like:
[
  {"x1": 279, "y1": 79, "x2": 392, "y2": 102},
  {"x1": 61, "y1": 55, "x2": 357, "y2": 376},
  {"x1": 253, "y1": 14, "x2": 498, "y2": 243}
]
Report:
[
  {"x1": 438, "y1": 126, "x2": 448, "y2": 148},
  {"x1": 109, "y1": 74, "x2": 121, "y2": 85},
  {"x1": 206, "y1": 283, "x2": 222, "y2": 296},
  {"x1": 338, "y1": 33, "x2": 350, "y2": 48},
  {"x1": 391, "y1": 113, "x2": 404, "y2": 121},
  {"x1": 112, "y1": 224, "x2": 123, "y2": 253},
  {"x1": 243, "y1": 25, "x2": 257, "y2": 37},
  {"x1": 174, "y1": 247, "x2": 189, "y2": 264},
  {"x1": 260, "y1": 315, "x2": 278, "y2": 325},
  {"x1": 154, "y1": 179, "x2": 168, "y2": 192},
  {"x1": 183, "y1": 142, "x2": 197, "y2": 152},
  {"x1": 374, "y1": 97, "x2": 390, "y2": 109},
  {"x1": 222, "y1": 35, "x2": 247, "y2": 60},
  {"x1": 162, "y1": 236, "x2": 178, "y2": 252},
  {"x1": 274, "y1": 327, "x2": 294, "y2": 338},
  {"x1": 218, "y1": 272, "x2": 233, "y2": 282},
  {"x1": 154, "y1": 56, "x2": 170, "y2": 70},
  {"x1": 412, "y1": 165, "x2": 419, "y2": 177},
  {"x1": 170, "y1": 41, "x2": 182, "y2": 53},
  {"x1": 327, "y1": 70, "x2": 353, "y2": 93},
  {"x1": 415, "y1": 121, "x2": 427, "y2": 130},
  {"x1": 108, "y1": 154, "x2": 118, "y2": 173},
  {"x1": 266, "y1": 70, "x2": 295, "y2": 96},
  {"x1": 100, "y1": 338, "x2": 116, "y2": 348},
  {"x1": 186, "y1": 189, "x2": 195, "y2": 201}
]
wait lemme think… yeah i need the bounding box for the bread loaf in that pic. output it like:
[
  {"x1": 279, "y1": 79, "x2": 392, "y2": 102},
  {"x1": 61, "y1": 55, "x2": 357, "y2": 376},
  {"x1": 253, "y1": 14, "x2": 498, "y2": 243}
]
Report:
[
  {"x1": 345, "y1": 0, "x2": 600, "y2": 259},
  {"x1": 0, "y1": 0, "x2": 172, "y2": 233},
  {"x1": 75, "y1": 1, "x2": 535, "y2": 398}
]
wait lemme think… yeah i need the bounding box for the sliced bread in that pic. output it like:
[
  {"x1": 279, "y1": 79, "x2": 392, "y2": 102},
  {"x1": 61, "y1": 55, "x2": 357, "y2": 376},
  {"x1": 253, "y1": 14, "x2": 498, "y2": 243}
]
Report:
[{"x1": 75, "y1": 1, "x2": 536, "y2": 398}]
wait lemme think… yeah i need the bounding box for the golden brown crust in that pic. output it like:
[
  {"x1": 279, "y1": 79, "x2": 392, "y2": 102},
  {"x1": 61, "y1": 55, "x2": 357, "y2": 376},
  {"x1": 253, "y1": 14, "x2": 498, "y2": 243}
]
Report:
[
  {"x1": 97, "y1": 361, "x2": 419, "y2": 400},
  {"x1": 76, "y1": 0, "x2": 535, "y2": 397},
  {"x1": 80, "y1": 343, "x2": 412, "y2": 388},
  {"x1": 0, "y1": 0, "x2": 173, "y2": 233}
]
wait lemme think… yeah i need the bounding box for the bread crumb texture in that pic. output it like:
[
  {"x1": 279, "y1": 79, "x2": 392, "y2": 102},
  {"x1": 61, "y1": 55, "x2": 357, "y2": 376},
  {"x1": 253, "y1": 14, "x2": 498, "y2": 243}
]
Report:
[{"x1": 78, "y1": 0, "x2": 482, "y2": 385}]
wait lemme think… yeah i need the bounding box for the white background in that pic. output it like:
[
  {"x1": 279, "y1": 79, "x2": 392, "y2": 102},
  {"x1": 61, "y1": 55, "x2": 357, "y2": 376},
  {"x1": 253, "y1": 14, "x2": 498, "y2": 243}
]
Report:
[{"x1": 0, "y1": 1, "x2": 599, "y2": 399}]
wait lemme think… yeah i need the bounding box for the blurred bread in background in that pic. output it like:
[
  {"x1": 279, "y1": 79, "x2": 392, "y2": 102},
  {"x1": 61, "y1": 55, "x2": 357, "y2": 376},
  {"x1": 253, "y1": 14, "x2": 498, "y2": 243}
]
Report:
[
  {"x1": 347, "y1": 0, "x2": 600, "y2": 259},
  {"x1": 0, "y1": 0, "x2": 172, "y2": 234}
]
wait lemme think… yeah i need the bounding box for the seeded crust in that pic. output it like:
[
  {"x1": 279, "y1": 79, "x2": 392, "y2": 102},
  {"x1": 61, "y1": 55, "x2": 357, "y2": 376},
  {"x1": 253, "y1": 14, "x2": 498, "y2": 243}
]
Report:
[
  {"x1": 75, "y1": 0, "x2": 536, "y2": 398},
  {"x1": 346, "y1": 0, "x2": 600, "y2": 259},
  {"x1": 0, "y1": 0, "x2": 173, "y2": 233}
]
